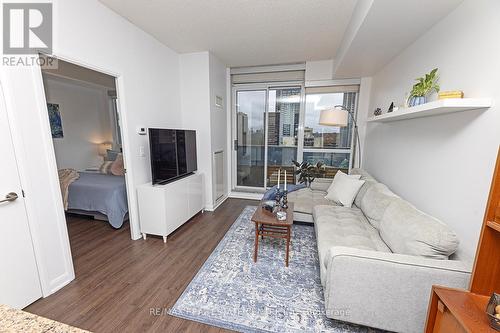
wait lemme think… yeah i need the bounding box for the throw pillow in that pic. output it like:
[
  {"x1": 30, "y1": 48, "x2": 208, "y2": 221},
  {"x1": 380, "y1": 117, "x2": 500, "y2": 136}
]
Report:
[
  {"x1": 99, "y1": 161, "x2": 113, "y2": 175},
  {"x1": 325, "y1": 171, "x2": 361, "y2": 193},
  {"x1": 111, "y1": 153, "x2": 125, "y2": 176},
  {"x1": 325, "y1": 171, "x2": 365, "y2": 208}
]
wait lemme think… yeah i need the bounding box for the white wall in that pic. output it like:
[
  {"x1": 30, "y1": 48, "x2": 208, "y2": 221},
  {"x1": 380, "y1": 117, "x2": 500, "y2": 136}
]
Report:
[
  {"x1": 180, "y1": 52, "x2": 229, "y2": 210},
  {"x1": 209, "y1": 54, "x2": 228, "y2": 206},
  {"x1": 363, "y1": 0, "x2": 500, "y2": 258},
  {"x1": 305, "y1": 60, "x2": 334, "y2": 82},
  {"x1": 356, "y1": 77, "x2": 372, "y2": 168},
  {"x1": 180, "y1": 52, "x2": 213, "y2": 208},
  {"x1": 0, "y1": 0, "x2": 182, "y2": 297},
  {"x1": 43, "y1": 76, "x2": 112, "y2": 170}
]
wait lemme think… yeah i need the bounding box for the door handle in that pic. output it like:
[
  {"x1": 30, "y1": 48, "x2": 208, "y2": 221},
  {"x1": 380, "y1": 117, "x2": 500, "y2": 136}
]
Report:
[{"x1": 0, "y1": 192, "x2": 18, "y2": 203}]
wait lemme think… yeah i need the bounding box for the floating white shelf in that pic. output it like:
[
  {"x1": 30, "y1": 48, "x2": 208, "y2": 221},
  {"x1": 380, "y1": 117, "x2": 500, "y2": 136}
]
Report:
[{"x1": 367, "y1": 98, "x2": 492, "y2": 123}]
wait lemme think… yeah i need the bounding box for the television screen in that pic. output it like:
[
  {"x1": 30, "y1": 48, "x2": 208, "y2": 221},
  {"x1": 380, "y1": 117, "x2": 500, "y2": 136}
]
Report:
[{"x1": 149, "y1": 128, "x2": 197, "y2": 185}]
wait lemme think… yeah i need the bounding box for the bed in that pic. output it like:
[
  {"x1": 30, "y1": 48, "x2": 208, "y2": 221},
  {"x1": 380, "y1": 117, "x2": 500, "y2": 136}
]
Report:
[{"x1": 66, "y1": 172, "x2": 128, "y2": 228}]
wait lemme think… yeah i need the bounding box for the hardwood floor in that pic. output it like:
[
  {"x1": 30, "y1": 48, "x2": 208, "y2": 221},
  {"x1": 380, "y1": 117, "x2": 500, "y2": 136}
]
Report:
[{"x1": 25, "y1": 198, "x2": 258, "y2": 333}]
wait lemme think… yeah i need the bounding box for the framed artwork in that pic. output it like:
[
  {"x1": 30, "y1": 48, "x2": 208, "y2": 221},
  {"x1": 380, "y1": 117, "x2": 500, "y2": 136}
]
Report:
[{"x1": 47, "y1": 103, "x2": 63, "y2": 138}]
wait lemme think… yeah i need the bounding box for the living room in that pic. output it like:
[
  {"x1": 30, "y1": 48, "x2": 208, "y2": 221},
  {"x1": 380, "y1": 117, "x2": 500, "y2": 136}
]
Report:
[{"x1": 0, "y1": 0, "x2": 499, "y2": 332}]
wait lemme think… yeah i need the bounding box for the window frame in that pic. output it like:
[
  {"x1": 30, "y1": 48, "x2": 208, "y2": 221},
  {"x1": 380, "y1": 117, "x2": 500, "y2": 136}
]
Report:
[
  {"x1": 231, "y1": 81, "x2": 305, "y2": 192},
  {"x1": 231, "y1": 79, "x2": 360, "y2": 191},
  {"x1": 301, "y1": 87, "x2": 360, "y2": 177}
]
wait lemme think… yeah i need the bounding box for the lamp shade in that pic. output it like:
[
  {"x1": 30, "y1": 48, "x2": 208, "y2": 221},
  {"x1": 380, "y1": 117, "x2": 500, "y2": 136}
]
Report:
[
  {"x1": 319, "y1": 107, "x2": 348, "y2": 127},
  {"x1": 98, "y1": 142, "x2": 113, "y2": 156}
]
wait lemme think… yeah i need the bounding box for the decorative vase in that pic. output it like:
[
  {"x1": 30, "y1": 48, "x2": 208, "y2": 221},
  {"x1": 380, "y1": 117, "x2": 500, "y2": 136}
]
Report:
[{"x1": 409, "y1": 96, "x2": 426, "y2": 107}]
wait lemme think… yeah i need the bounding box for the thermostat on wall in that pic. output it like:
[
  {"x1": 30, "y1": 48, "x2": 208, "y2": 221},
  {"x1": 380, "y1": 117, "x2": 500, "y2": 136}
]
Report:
[{"x1": 137, "y1": 127, "x2": 147, "y2": 135}]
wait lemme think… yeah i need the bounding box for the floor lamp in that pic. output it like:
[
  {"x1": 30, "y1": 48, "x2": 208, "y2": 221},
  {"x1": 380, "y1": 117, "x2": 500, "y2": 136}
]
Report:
[{"x1": 319, "y1": 105, "x2": 362, "y2": 168}]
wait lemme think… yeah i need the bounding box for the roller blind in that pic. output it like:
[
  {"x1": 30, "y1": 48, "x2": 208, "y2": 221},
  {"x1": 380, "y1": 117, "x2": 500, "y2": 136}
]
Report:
[
  {"x1": 232, "y1": 70, "x2": 305, "y2": 84},
  {"x1": 305, "y1": 85, "x2": 359, "y2": 94}
]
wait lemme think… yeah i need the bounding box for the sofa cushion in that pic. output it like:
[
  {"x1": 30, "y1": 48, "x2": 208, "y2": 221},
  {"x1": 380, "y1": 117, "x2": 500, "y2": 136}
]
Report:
[
  {"x1": 313, "y1": 205, "x2": 391, "y2": 283},
  {"x1": 310, "y1": 178, "x2": 333, "y2": 192},
  {"x1": 360, "y1": 183, "x2": 398, "y2": 229},
  {"x1": 350, "y1": 168, "x2": 375, "y2": 181},
  {"x1": 353, "y1": 179, "x2": 377, "y2": 208},
  {"x1": 287, "y1": 188, "x2": 333, "y2": 215},
  {"x1": 350, "y1": 168, "x2": 380, "y2": 208},
  {"x1": 379, "y1": 199, "x2": 459, "y2": 259}
]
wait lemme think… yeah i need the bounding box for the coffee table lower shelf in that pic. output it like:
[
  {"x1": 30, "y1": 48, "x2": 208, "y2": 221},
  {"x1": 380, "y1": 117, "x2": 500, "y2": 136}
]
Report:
[{"x1": 251, "y1": 203, "x2": 294, "y2": 267}]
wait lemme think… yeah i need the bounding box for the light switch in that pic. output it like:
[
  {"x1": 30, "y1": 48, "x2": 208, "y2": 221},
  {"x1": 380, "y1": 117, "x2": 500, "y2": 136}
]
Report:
[{"x1": 139, "y1": 146, "x2": 145, "y2": 157}]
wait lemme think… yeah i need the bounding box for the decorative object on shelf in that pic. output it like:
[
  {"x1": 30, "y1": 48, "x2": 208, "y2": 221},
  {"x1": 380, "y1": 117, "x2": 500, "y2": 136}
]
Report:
[
  {"x1": 367, "y1": 98, "x2": 492, "y2": 123},
  {"x1": 388, "y1": 102, "x2": 395, "y2": 113},
  {"x1": 292, "y1": 160, "x2": 325, "y2": 187},
  {"x1": 409, "y1": 96, "x2": 426, "y2": 107},
  {"x1": 318, "y1": 105, "x2": 362, "y2": 168},
  {"x1": 373, "y1": 107, "x2": 382, "y2": 116},
  {"x1": 408, "y1": 68, "x2": 440, "y2": 107},
  {"x1": 438, "y1": 90, "x2": 464, "y2": 99},
  {"x1": 47, "y1": 103, "x2": 63, "y2": 138},
  {"x1": 486, "y1": 293, "x2": 500, "y2": 330}
]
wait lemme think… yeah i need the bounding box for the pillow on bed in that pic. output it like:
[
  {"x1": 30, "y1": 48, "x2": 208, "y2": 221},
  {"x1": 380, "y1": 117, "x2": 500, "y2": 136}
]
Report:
[
  {"x1": 111, "y1": 154, "x2": 125, "y2": 176},
  {"x1": 99, "y1": 161, "x2": 113, "y2": 175}
]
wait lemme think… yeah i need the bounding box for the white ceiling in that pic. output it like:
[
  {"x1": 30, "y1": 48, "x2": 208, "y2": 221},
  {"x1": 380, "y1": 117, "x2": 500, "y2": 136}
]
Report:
[
  {"x1": 333, "y1": 0, "x2": 464, "y2": 78},
  {"x1": 98, "y1": 0, "x2": 358, "y2": 67}
]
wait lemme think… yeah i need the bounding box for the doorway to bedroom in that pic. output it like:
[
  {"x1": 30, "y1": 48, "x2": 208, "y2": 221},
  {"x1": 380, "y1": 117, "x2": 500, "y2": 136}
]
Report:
[{"x1": 40, "y1": 57, "x2": 131, "y2": 264}]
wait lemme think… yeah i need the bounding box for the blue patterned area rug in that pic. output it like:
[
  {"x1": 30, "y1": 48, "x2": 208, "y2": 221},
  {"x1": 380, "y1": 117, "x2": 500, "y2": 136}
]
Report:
[{"x1": 169, "y1": 206, "x2": 381, "y2": 332}]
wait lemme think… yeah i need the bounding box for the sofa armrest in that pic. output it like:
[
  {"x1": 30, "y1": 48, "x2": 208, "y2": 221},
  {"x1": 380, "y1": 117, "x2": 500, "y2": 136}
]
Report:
[{"x1": 324, "y1": 246, "x2": 472, "y2": 333}]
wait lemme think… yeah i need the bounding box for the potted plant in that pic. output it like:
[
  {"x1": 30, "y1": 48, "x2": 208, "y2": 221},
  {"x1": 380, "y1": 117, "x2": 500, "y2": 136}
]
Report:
[
  {"x1": 407, "y1": 68, "x2": 440, "y2": 107},
  {"x1": 292, "y1": 160, "x2": 325, "y2": 187}
]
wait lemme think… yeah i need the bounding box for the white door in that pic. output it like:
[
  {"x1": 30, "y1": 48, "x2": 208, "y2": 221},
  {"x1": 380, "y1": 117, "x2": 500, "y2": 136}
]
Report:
[{"x1": 0, "y1": 84, "x2": 42, "y2": 308}]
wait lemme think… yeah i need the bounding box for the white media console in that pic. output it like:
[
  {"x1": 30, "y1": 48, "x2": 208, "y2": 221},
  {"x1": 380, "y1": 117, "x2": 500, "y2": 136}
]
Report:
[{"x1": 137, "y1": 173, "x2": 204, "y2": 243}]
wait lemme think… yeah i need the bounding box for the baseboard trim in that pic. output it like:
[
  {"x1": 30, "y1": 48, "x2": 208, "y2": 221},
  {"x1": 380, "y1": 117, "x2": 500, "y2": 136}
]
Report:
[
  {"x1": 212, "y1": 195, "x2": 228, "y2": 210},
  {"x1": 47, "y1": 271, "x2": 75, "y2": 296},
  {"x1": 228, "y1": 191, "x2": 263, "y2": 201}
]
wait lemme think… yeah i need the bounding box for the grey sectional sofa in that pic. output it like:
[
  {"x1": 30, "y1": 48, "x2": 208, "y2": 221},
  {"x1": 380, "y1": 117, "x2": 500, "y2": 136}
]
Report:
[{"x1": 287, "y1": 168, "x2": 472, "y2": 333}]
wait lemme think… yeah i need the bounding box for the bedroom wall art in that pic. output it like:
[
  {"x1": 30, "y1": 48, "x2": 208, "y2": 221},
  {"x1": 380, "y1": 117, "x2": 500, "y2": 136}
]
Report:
[{"x1": 47, "y1": 103, "x2": 64, "y2": 138}]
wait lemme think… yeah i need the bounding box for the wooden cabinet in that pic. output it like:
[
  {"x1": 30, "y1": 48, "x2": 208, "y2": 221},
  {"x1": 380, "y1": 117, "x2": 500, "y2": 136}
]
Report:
[
  {"x1": 425, "y1": 147, "x2": 500, "y2": 333},
  {"x1": 137, "y1": 173, "x2": 204, "y2": 243},
  {"x1": 426, "y1": 287, "x2": 492, "y2": 333}
]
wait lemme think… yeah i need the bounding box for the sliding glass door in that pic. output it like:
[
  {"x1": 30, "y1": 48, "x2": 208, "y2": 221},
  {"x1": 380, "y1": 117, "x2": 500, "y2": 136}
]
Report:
[
  {"x1": 234, "y1": 85, "x2": 303, "y2": 191},
  {"x1": 266, "y1": 87, "x2": 301, "y2": 186},
  {"x1": 232, "y1": 82, "x2": 359, "y2": 192},
  {"x1": 235, "y1": 90, "x2": 266, "y2": 188}
]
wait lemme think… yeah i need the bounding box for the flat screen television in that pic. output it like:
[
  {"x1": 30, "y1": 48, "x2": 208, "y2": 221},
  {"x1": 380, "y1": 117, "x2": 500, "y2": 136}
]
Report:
[{"x1": 149, "y1": 128, "x2": 197, "y2": 185}]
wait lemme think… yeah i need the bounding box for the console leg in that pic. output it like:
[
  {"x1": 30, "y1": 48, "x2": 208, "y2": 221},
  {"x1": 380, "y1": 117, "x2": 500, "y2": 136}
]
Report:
[
  {"x1": 163, "y1": 236, "x2": 167, "y2": 243},
  {"x1": 142, "y1": 233, "x2": 147, "y2": 240}
]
